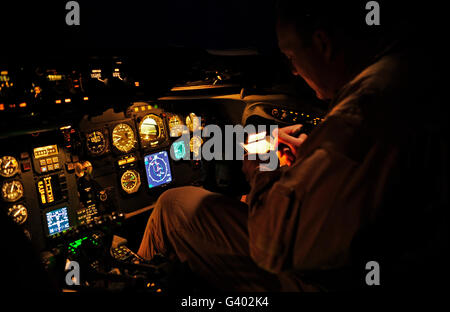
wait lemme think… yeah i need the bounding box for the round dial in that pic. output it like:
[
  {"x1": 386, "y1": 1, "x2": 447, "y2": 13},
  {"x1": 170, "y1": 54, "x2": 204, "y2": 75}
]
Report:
[
  {"x1": 147, "y1": 156, "x2": 169, "y2": 184},
  {"x1": 186, "y1": 113, "x2": 201, "y2": 132},
  {"x1": 168, "y1": 115, "x2": 184, "y2": 137},
  {"x1": 120, "y1": 170, "x2": 141, "y2": 194},
  {"x1": 7, "y1": 204, "x2": 28, "y2": 225},
  {"x1": 139, "y1": 114, "x2": 164, "y2": 145},
  {"x1": 112, "y1": 123, "x2": 136, "y2": 153},
  {"x1": 190, "y1": 136, "x2": 203, "y2": 156},
  {"x1": 86, "y1": 131, "x2": 107, "y2": 155},
  {"x1": 1, "y1": 180, "x2": 24, "y2": 202},
  {"x1": 0, "y1": 156, "x2": 19, "y2": 178}
]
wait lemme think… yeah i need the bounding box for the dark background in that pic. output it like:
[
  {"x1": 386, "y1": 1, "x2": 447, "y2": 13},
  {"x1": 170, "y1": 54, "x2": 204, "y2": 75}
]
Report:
[{"x1": 0, "y1": 0, "x2": 443, "y2": 55}]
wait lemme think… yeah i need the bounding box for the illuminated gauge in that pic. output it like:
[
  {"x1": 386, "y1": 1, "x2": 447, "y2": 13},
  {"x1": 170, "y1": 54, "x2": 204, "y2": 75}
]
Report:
[
  {"x1": 120, "y1": 170, "x2": 141, "y2": 194},
  {"x1": 190, "y1": 136, "x2": 203, "y2": 156},
  {"x1": 139, "y1": 114, "x2": 164, "y2": 146},
  {"x1": 7, "y1": 204, "x2": 28, "y2": 225},
  {"x1": 1, "y1": 180, "x2": 24, "y2": 202},
  {"x1": 0, "y1": 156, "x2": 19, "y2": 178},
  {"x1": 186, "y1": 113, "x2": 201, "y2": 132},
  {"x1": 112, "y1": 123, "x2": 136, "y2": 153},
  {"x1": 86, "y1": 131, "x2": 107, "y2": 155},
  {"x1": 168, "y1": 115, "x2": 184, "y2": 137}
]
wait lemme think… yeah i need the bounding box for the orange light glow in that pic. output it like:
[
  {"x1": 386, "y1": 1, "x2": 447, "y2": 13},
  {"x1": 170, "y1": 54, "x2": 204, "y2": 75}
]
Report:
[
  {"x1": 64, "y1": 98, "x2": 71, "y2": 103},
  {"x1": 19, "y1": 102, "x2": 27, "y2": 108},
  {"x1": 55, "y1": 100, "x2": 62, "y2": 104},
  {"x1": 134, "y1": 81, "x2": 140, "y2": 87},
  {"x1": 83, "y1": 97, "x2": 89, "y2": 101},
  {"x1": 0, "y1": 103, "x2": 4, "y2": 111}
]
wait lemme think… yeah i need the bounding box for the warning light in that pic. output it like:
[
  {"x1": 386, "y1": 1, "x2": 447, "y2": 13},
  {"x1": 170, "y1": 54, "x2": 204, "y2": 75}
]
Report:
[
  {"x1": 83, "y1": 97, "x2": 89, "y2": 101},
  {"x1": 55, "y1": 100, "x2": 62, "y2": 104},
  {"x1": 0, "y1": 104, "x2": 4, "y2": 111},
  {"x1": 134, "y1": 81, "x2": 140, "y2": 87},
  {"x1": 19, "y1": 102, "x2": 27, "y2": 108},
  {"x1": 64, "y1": 98, "x2": 71, "y2": 103}
]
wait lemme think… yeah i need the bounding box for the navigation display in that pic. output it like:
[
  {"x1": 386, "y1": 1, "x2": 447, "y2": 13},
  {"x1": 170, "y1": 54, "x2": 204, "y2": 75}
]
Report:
[
  {"x1": 144, "y1": 151, "x2": 172, "y2": 188},
  {"x1": 46, "y1": 207, "x2": 70, "y2": 235}
]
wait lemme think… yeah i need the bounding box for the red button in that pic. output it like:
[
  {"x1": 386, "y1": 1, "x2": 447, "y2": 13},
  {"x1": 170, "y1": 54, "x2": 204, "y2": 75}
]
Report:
[{"x1": 21, "y1": 162, "x2": 32, "y2": 172}]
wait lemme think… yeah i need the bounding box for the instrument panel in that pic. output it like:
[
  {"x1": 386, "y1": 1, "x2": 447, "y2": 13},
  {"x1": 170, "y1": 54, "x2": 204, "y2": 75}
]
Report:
[{"x1": 0, "y1": 102, "x2": 205, "y2": 252}]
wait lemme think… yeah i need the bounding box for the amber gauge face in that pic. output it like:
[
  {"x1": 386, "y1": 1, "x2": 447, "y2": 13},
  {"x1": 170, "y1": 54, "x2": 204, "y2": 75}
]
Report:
[
  {"x1": 120, "y1": 170, "x2": 141, "y2": 194},
  {"x1": 1, "y1": 180, "x2": 24, "y2": 202},
  {"x1": 139, "y1": 114, "x2": 164, "y2": 146},
  {"x1": 186, "y1": 113, "x2": 201, "y2": 132},
  {"x1": 190, "y1": 136, "x2": 203, "y2": 157},
  {"x1": 86, "y1": 131, "x2": 107, "y2": 155},
  {"x1": 112, "y1": 123, "x2": 136, "y2": 153},
  {"x1": 8, "y1": 204, "x2": 28, "y2": 225},
  {"x1": 168, "y1": 115, "x2": 184, "y2": 137},
  {"x1": 0, "y1": 156, "x2": 19, "y2": 178}
]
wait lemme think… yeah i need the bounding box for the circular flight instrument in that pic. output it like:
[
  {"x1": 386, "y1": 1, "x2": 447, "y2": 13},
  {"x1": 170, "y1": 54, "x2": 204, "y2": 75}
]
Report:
[
  {"x1": 7, "y1": 204, "x2": 28, "y2": 225},
  {"x1": 0, "y1": 156, "x2": 19, "y2": 178},
  {"x1": 86, "y1": 131, "x2": 107, "y2": 155},
  {"x1": 139, "y1": 114, "x2": 164, "y2": 145},
  {"x1": 168, "y1": 115, "x2": 184, "y2": 137},
  {"x1": 190, "y1": 136, "x2": 203, "y2": 156},
  {"x1": 1, "y1": 180, "x2": 24, "y2": 202},
  {"x1": 112, "y1": 123, "x2": 136, "y2": 153},
  {"x1": 146, "y1": 155, "x2": 169, "y2": 184},
  {"x1": 186, "y1": 113, "x2": 201, "y2": 132},
  {"x1": 120, "y1": 170, "x2": 141, "y2": 194}
]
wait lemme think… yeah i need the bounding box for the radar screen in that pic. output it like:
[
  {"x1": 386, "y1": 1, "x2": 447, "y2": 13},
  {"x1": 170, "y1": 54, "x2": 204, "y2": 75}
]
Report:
[
  {"x1": 144, "y1": 151, "x2": 172, "y2": 189},
  {"x1": 46, "y1": 207, "x2": 70, "y2": 235}
]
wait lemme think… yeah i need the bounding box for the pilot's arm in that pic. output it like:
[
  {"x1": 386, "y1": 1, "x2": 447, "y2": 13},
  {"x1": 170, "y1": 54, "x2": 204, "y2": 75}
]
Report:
[{"x1": 243, "y1": 115, "x2": 385, "y2": 274}]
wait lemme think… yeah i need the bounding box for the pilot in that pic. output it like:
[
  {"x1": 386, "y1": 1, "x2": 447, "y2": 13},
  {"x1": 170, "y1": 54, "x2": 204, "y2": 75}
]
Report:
[{"x1": 138, "y1": 0, "x2": 448, "y2": 291}]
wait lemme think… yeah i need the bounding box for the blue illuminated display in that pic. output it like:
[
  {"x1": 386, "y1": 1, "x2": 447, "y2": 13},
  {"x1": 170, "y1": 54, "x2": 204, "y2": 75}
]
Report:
[
  {"x1": 172, "y1": 141, "x2": 186, "y2": 160},
  {"x1": 144, "y1": 151, "x2": 173, "y2": 188},
  {"x1": 46, "y1": 207, "x2": 70, "y2": 235}
]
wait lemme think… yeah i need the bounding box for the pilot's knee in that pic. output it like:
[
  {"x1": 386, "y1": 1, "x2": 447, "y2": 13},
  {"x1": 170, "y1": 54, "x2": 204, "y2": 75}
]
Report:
[{"x1": 156, "y1": 186, "x2": 210, "y2": 224}]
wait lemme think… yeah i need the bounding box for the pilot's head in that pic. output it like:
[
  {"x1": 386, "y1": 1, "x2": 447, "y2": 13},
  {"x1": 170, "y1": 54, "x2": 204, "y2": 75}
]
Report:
[{"x1": 276, "y1": 0, "x2": 385, "y2": 100}]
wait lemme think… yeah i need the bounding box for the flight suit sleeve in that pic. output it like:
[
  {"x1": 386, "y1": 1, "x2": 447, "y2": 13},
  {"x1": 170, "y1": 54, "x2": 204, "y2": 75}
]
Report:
[{"x1": 246, "y1": 146, "x2": 361, "y2": 274}]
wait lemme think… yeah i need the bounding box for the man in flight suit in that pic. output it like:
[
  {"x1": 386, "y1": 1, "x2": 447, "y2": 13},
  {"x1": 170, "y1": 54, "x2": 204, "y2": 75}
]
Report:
[{"x1": 138, "y1": 0, "x2": 449, "y2": 291}]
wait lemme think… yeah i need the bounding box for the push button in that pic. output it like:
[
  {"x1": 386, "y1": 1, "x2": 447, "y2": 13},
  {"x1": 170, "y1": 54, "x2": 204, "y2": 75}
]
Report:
[{"x1": 21, "y1": 162, "x2": 32, "y2": 172}]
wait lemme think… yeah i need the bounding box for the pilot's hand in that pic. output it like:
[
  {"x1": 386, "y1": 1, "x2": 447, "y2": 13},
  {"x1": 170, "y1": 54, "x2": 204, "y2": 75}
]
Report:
[{"x1": 273, "y1": 124, "x2": 308, "y2": 167}]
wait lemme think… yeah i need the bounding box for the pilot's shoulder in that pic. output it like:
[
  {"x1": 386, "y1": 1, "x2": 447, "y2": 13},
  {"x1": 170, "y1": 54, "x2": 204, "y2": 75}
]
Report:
[{"x1": 329, "y1": 51, "x2": 411, "y2": 121}]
